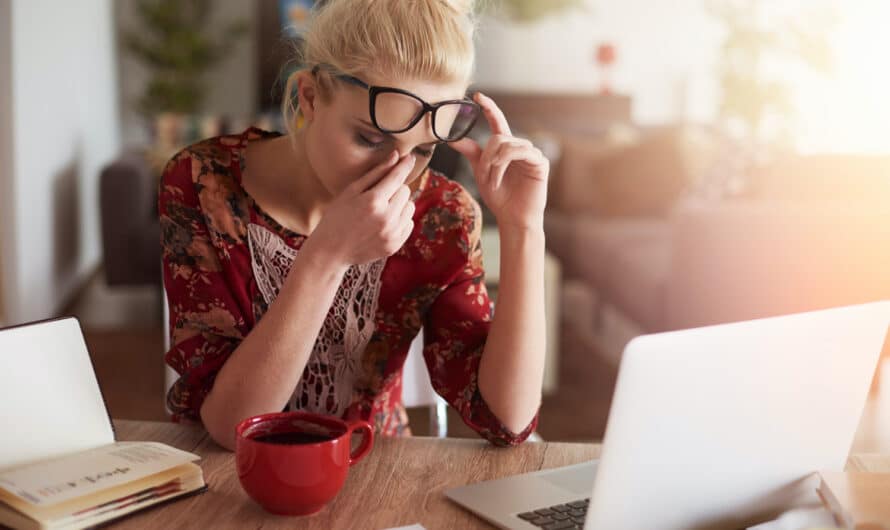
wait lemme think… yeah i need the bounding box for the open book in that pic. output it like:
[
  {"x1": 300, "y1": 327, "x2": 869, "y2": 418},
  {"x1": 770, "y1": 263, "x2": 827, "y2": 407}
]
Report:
[{"x1": 0, "y1": 318, "x2": 207, "y2": 529}]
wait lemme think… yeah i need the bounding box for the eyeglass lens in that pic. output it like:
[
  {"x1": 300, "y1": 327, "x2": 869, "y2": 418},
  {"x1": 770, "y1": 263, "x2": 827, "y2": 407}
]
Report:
[{"x1": 373, "y1": 91, "x2": 477, "y2": 141}]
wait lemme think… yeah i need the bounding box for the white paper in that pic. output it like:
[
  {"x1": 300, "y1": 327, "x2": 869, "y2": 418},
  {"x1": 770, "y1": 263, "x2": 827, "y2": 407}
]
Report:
[
  {"x1": 0, "y1": 441, "x2": 199, "y2": 507},
  {"x1": 0, "y1": 318, "x2": 115, "y2": 470},
  {"x1": 747, "y1": 506, "x2": 840, "y2": 530}
]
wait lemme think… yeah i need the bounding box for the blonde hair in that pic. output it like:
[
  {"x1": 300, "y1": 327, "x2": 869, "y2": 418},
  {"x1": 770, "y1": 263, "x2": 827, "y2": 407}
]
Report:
[{"x1": 280, "y1": 0, "x2": 478, "y2": 138}]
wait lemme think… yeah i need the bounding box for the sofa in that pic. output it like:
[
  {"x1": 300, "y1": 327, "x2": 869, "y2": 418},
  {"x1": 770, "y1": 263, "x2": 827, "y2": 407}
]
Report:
[{"x1": 544, "y1": 136, "x2": 890, "y2": 383}]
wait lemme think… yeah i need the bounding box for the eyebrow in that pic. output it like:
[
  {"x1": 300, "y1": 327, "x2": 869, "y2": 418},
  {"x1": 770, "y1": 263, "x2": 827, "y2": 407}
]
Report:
[{"x1": 355, "y1": 118, "x2": 440, "y2": 147}]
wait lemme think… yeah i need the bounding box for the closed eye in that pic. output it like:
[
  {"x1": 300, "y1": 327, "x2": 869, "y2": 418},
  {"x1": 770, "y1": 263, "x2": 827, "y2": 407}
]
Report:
[
  {"x1": 354, "y1": 132, "x2": 385, "y2": 148},
  {"x1": 414, "y1": 143, "x2": 439, "y2": 158},
  {"x1": 354, "y1": 130, "x2": 438, "y2": 158}
]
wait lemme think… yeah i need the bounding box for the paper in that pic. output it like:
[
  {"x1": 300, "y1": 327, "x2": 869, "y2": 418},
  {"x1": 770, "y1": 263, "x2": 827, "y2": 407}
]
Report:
[
  {"x1": 747, "y1": 506, "x2": 840, "y2": 530},
  {"x1": 0, "y1": 442, "x2": 199, "y2": 507},
  {"x1": 381, "y1": 525, "x2": 427, "y2": 530},
  {"x1": 0, "y1": 318, "x2": 115, "y2": 470}
]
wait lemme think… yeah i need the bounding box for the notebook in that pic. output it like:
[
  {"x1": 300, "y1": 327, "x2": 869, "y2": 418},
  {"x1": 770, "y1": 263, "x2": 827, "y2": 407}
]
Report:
[{"x1": 0, "y1": 317, "x2": 207, "y2": 529}]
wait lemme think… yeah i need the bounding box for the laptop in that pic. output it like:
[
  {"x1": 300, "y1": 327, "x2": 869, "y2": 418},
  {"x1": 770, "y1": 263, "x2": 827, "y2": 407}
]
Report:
[{"x1": 446, "y1": 301, "x2": 890, "y2": 530}]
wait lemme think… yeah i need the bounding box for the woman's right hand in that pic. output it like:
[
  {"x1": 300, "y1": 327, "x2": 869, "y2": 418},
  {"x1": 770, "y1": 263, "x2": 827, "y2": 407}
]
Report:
[{"x1": 302, "y1": 151, "x2": 417, "y2": 267}]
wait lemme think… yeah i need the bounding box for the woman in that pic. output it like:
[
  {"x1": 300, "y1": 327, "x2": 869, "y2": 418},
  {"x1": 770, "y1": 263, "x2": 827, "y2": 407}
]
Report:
[{"x1": 159, "y1": 0, "x2": 549, "y2": 451}]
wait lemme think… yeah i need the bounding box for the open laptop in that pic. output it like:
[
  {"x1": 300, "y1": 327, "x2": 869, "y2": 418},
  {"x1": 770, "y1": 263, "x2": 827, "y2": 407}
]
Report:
[{"x1": 446, "y1": 301, "x2": 890, "y2": 530}]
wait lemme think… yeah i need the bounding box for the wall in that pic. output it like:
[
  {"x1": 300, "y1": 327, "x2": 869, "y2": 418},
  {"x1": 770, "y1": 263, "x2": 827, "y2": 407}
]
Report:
[
  {"x1": 473, "y1": 0, "x2": 725, "y2": 126},
  {"x1": 0, "y1": 0, "x2": 12, "y2": 325},
  {"x1": 115, "y1": 0, "x2": 258, "y2": 148},
  {"x1": 2, "y1": 0, "x2": 121, "y2": 325},
  {"x1": 474, "y1": 1, "x2": 890, "y2": 154}
]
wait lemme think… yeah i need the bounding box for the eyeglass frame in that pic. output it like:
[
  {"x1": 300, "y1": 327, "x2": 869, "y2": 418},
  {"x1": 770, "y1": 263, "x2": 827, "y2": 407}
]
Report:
[{"x1": 311, "y1": 64, "x2": 481, "y2": 143}]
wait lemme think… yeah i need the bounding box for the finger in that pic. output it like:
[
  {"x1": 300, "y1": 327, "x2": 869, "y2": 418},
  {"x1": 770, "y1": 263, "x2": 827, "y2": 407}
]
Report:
[
  {"x1": 449, "y1": 137, "x2": 483, "y2": 167},
  {"x1": 397, "y1": 218, "x2": 415, "y2": 247},
  {"x1": 368, "y1": 155, "x2": 417, "y2": 201},
  {"x1": 386, "y1": 194, "x2": 413, "y2": 233},
  {"x1": 388, "y1": 184, "x2": 411, "y2": 212},
  {"x1": 475, "y1": 92, "x2": 512, "y2": 137},
  {"x1": 480, "y1": 136, "x2": 524, "y2": 176},
  {"x1": 490, "y1": 145, "x2": 546, "y2": 189},
  {"x1": 479, "y1": 137, "x2": 524, "y2": 190},
  {"x1": 491, "y1": 143, "x2": 545, "y2": 169},
  {"x1": 490, "y1": 158, "x2": 510, "y2": 191},
  {"x1": 385, "y1": 217, "x2": 415, "y2": 257},
  {"x1": 368, "y1": 154, "x2": 417, "y2": 200},
  {"x1": 399, "y1": 197, "x2": 416, "y2": 222},
  {"x1": 348, "y1": 149, "x2": 400, "y2": 194}
]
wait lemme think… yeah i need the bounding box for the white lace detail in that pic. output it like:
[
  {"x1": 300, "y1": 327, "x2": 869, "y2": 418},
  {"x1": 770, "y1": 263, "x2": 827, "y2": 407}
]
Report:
[{"x1": 247, "y1": 223, "x2": 386, "y2": 417}]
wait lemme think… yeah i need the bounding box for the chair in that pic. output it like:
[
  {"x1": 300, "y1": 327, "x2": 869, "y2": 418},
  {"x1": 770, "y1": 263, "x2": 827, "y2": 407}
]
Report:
[
  {"x1": 99, "y1": 151, "x2": 161, "y2": 287},
  {"x1": 162, "y1": 289, "x2": 177, "y2": 416},
  {"x1": 401, "y1": 329, "x2": 449, "y2": 437}
]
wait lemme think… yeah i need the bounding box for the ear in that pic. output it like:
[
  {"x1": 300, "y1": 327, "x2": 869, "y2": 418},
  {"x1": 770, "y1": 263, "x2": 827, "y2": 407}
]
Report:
[{"x1": 296, "y1": 70, "x2": 319, "y2": 122}]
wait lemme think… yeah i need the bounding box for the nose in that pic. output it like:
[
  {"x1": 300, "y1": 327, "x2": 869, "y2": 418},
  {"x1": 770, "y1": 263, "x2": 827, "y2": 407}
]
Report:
[{"x1": 393, "y1": 113, "x2": 437, "y2": 158}]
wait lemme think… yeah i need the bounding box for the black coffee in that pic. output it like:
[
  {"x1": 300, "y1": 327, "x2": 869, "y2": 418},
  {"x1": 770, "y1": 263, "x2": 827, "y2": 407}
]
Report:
[{"x1": 253, "y1": 431, "x2": 333, "y2": 445}]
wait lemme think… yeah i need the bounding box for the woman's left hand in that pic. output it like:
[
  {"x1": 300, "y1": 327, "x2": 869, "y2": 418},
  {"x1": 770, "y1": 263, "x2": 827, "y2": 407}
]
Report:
[{"x1": 450, "y1": 92, "x2": 549, "y2": 232}]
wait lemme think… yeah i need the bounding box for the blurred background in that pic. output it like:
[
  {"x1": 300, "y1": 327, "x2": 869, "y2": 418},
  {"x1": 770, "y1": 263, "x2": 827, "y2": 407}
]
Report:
[{"x1": 1, "y1": 0, "x2": 889, "y2": 446}]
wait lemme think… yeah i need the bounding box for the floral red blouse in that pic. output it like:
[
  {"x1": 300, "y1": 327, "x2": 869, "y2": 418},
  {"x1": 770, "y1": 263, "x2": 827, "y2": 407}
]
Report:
[{"x1": 158, "y1": 127, "x2": 538, "y2": 446}]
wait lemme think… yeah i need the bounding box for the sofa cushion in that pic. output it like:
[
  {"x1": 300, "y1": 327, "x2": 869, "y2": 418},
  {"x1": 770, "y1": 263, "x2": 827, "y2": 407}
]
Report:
[
  {"x1": 571, "y1": 218, "x2": 669, "y2": 289},
  {"x1": 549, "y1": 125, "x2": 717, "y2": 218},
  {"x1": 665, "y1": 199, "x2": 890, "y2": 330},
  {"x1": 747, "y1": 154, "x2": 890, "y2": 204},
  {"x1": 543, "y1": 211, "x2": 578, "y2": 277},
  {"x1": 547, "y1": 127, "x2": 639, "y2": 214},
  {"x1": 596, "y1": 233, "x2": 671, "y2": 332}
]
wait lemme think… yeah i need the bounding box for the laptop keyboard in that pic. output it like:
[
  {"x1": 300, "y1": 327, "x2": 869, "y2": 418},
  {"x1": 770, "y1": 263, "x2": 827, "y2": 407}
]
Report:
[{"x1": 516, "y1": 498, "x2": 589, "y2": 529}]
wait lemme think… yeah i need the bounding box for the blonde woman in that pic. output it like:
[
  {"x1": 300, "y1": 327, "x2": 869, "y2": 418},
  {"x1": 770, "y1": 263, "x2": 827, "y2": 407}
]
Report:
[{"x1": 159, "y1": 0, "x2": 549, "y2": 451}]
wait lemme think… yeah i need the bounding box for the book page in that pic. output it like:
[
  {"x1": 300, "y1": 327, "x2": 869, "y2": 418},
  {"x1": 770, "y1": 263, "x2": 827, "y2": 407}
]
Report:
[
  {"x1": 0, "y1": 318, "x2": 115, "y2": 470},
  {"x1": 0, "y1": 442, "x2": 199, "y2": 507},
  {"x1": 0, "y1": 463, "x2": 203, "y2": 526}
]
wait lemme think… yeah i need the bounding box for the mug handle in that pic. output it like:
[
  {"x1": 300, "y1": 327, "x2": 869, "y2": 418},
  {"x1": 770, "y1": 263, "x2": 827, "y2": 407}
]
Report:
[{"x1": 346, "y1": 420, "x2": 374, "y2": 466}]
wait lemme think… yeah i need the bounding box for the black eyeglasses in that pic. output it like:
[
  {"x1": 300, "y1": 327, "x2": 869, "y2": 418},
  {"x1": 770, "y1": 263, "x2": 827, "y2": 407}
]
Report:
[{"x1": 312, "y1": 64, "x2": 481, "y2": 143}]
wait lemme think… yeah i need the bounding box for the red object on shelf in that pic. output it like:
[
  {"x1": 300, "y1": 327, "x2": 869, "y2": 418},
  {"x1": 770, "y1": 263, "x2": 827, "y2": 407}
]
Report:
[
  {"x1": 596, "y1": 43, "x2": 616, "y2": 66},
  {"x1": 595, "y1": 43, "x2": 617, "y2": 95}
]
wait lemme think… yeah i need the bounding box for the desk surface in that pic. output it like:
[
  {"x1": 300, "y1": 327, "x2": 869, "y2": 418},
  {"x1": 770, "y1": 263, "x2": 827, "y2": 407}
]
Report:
[{"x1": 111, "y1": 420, "x2": 600, "y2": 529}]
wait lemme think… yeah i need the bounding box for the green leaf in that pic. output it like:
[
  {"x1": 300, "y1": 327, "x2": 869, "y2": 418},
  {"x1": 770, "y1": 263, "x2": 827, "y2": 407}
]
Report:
[{"x1": 122, "y1": 0, "x2": 248, "y2": 116}]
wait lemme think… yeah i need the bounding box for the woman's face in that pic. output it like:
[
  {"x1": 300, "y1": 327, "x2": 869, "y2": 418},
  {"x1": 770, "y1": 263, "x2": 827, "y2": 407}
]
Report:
[{"x1": 298, "y1": 71, "x2": 469, "y2": 196}]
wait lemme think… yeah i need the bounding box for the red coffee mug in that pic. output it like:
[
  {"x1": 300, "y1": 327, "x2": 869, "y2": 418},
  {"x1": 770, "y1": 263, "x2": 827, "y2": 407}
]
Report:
[{"x1": 235, "y1": 411, "x2": 374, "y2": 515}]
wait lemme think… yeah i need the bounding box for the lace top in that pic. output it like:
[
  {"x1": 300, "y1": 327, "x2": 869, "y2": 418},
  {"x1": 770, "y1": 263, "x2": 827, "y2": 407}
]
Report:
[{"x1": 158, "y1": 127, "x2": 538, "y2": 445}]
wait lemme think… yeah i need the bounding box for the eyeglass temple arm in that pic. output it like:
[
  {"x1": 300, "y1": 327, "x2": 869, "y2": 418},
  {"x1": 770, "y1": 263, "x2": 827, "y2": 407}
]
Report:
[{"x1": 311, "y1": 65, "x2": 369, "y2": 90}]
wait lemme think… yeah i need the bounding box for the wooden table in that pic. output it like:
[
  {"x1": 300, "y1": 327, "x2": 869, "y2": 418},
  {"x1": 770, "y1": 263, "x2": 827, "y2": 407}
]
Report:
[{"x1": 111, "y1": 420, "x2": 600, "y2": 529}]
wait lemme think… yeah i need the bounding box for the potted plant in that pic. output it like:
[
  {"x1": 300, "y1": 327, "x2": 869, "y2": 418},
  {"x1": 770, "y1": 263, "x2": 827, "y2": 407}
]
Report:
[
  {"x1": 707, "y1": 0, "x2": 835, "y2": 146},
  {"x1": 491, "y1": 0, "x2": 585, "y2": 22},
  {"x1": 121, "y1": 0, "x2": 248, "y2": 152}
]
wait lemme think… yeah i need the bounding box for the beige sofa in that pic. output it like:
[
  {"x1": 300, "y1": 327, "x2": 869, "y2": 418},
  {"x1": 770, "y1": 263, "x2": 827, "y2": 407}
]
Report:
[{"x1": 545, "y1": 139, "x2": 890, "y2": 368}]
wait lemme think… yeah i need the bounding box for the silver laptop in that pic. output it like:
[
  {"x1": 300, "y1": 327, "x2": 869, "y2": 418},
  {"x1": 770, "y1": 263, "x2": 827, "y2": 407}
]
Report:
[{"x1": 446, "y1": 301, "x2": 890, "y2": 530}]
